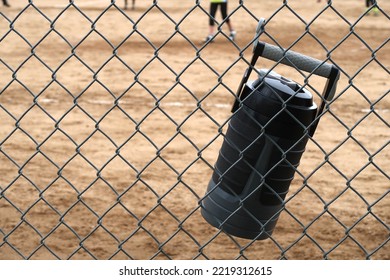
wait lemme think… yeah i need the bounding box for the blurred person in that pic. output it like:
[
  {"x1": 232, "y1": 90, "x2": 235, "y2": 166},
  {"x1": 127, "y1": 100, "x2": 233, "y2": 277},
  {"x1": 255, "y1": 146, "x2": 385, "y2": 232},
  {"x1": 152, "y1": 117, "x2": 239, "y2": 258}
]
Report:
[
  {"x1": 124, "y1": 0, "x2": 135, "y2": 10},
  {"x1": 366, "y1": 0, "x2": 379, "y2": 16},
  {"x1": 205, "y1": 0, "x2": 236, "y2": 43},
  {"x1": 2, "y1": 0, "x2": 10, "y2": 7}
]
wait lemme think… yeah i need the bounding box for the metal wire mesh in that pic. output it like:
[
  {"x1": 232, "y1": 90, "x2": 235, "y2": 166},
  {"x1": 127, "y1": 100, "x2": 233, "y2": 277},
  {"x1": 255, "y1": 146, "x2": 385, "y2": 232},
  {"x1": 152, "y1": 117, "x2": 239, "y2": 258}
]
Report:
[{"x1": 0, "y1": 0, "x2": 389, "y2": 260}]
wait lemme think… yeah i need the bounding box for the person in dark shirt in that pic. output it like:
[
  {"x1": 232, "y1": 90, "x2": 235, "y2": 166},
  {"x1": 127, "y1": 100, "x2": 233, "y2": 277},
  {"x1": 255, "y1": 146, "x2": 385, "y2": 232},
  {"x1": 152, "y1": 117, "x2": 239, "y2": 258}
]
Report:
[
  {"x1": 2, "y1": 0, "x2": 10, "y2": 7},
  {"x1": 124, "y1": 0, "x2": 136, "y2": 10},
  {"x1": 205, "y1": 0, "x2": 236, "y2": 43}
]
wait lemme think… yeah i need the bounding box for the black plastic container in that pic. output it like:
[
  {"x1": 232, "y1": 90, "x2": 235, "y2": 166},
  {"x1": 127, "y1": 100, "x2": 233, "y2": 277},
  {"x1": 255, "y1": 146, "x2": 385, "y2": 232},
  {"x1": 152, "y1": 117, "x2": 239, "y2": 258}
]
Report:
[
  {"x1": 200, "y1": 20, "x2": 339, "y2": 240},
  {"x1": 201, "y1": 70, "x2": 318, "y2": 239}
]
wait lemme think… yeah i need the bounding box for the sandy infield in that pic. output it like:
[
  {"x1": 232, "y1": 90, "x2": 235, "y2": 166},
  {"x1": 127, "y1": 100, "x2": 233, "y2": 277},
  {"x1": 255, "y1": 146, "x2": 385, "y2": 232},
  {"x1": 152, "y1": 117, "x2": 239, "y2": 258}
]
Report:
[{"x1": 0, "y1": 0, "x2": 389, "y2": 259}]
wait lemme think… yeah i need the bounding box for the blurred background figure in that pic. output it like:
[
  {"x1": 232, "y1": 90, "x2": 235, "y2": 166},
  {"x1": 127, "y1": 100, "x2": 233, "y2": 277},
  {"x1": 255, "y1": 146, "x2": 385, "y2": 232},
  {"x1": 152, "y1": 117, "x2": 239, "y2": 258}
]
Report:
[
  {"x1": 124, "y1": 0, "x2": 136, "y2": 10},
  {"x1": 205, "y1": 0, "x2": 236, "y2": 43},
  {"x1": 366, "y1": 0, "x2": 379, "y2": 16},
  {"x1": 2, "y1": 0, "x2": 10, "y2": 7}
]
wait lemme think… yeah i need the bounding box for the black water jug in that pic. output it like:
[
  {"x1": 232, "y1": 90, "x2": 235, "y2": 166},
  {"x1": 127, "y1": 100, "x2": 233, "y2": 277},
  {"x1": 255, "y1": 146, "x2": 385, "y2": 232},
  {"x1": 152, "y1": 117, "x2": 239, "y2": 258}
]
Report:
[{"x1": 201, "y1": 20, "x2": 340, "y2": 240}]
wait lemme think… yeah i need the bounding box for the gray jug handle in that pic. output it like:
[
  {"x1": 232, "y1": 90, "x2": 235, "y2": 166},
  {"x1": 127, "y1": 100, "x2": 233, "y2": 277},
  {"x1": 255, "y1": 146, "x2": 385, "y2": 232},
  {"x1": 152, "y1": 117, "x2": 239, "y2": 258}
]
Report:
[{"x1": 233, "y1": 18, "x2": 340, "y2": 136}]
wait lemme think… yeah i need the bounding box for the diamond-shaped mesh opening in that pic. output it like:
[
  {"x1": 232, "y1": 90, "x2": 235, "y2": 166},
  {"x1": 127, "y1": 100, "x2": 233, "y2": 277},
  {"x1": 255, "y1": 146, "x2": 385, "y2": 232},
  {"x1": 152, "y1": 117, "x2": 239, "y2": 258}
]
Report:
[
  {"x1": 327, "y1": 187, "x2": 369, "y2": 228},
  {"x1": 348, "y1": 63, "x2": 389, "y2": 104},
  {"x1": 138, "y1": 158, "x2": 177, "y2": 197},
  {"x1": 75, "y1": 31, "x2": 114, "y2": 71},
  {"x1": 135, "y1": 59, "x2": 178, "y2": 101},
  {"x1": 61, "y1": 201, "x2": 98, "y2": 239},
  {"x1": 332, "y1": 34, "x2": 374, "y2": 76},
  {"x1": 351, "y1": 164, "x2": 389, "y2": 204},
  {"x1": 271, "y1": 210, "x2": 305, "y2": 248},
  {"x1": 140, "y1": 205, "x2": 179, "y2": 243},
  {"x1": 176, "y1": 210, "x2": 213, "y2": 251},
  {"x1": 117, "y1": 132, "x2": 157, "y2": 170},
  {"x1": 120, "y1": 228, "x2": 160, "y2": 260},
  {"x1": 76, "y1": 82, "x2": 115, "y2": 120},
  {"x1": 0, "y1": 200, "x2": 22, "y2": 261},
  {"x1": 199, "y1": 44, "x2": 240, "y2": 74},
  {"x1": 11, "y1": 5, "x2": 51, "y2": 46},
  {"x1": 60, "y1": 154, "x2": 97, "y2": 193},
  {"x1": 158, "y1": 228, "x2": 201, "y2": 259},
  {"x1": 369, "y1": 239, "x2": 390, "y2": 260},
  {"x1": 178, "y1": 58, "x2": 221, "y2": 99},
  {"x1": 285, "y1": 184, "x2": 325, "y2": 226},
  {"x1": 80, "y1": 179, "x2": 117, "y2": 216},
  {"x1": 200, "y1": 232, "x2": 243, "y2": 260},
  {"x1": 18, "y1": 105, "x2": 54, "y2": 143},
  {"x1": 2, "y1": 129, "x2": 36, "y2": 167},
  {"x1": 81, "y1": 226, "x2": 119, "y2": 260},
  {"x1": 327, "y1": 136, "x2": 371, "y2": 179},
  {"x1": 156, "y1": 38, "x2": 198, "y2": 75},
  {"x1": 78, "y1": 130, "x2": 117, "y2": 168},
  {"x1": 100, "y1": 204, "x2": 139, "y2": 242},
  {"x1": 306, "y1": 4, "x2": 354, "y2": 49},
  {"x1": 265, "y1": 5, "x2": 307, "y2": 47},
  {"x1": 43, "y1": 223, "x2": 82, "y2": 259},
  {"x1": 41, "y1": 178, "x2": 78, "y2": 213},
  {"x1": 52, "y1": 5, "x2": 93, "y2": 46},
  {"x1": 115, "y1": 91, "x2": 152, "y2": 120},
  {"x1": 283, "y1": 235, "x2": 324, "y2": 260},
  {"x1": 353, "y1": 14, "x2": 390, "y2": 51},
  {"x1": 36, "y1": 82, "x2": 74, "y2": 120},
  {"x1": 2, "y1": 176, "x2": 39, "y2": 212},
  {"x1": 348, "y1": 212, "x2": 389, "y2": 255},
  {"x1": 95, "y1": 57, "x2": 134, "y2": 96},
  {"x1": 157, "y1": 85, "x2": 198, "y2": 123},
  {"x1": 23, "y1": 199, "x2": 60, "y2": 236},
  {"x1": 0, "y1": 150, "x2": 19, "y2": 188},
  {"x1": 0, "y1": 243, "x2": 24, "y2": 260},
  {"x1": 0, "y1": 82, "x2": 34, "y2": 119},
  {"x1": 326, "y1": 237, "x2": 368, "y2": 260},
  {"x1": 98, "y1": 155, "x2": 138, "y2": 193},
  {"x1": 56, "y1": 106, "x2": 96, "y2": 144},
  {"x1": 138, "y1": 109, "x2": 178, "y2": 148},
  {"x1": 97, "y1": 106, "x2": 137, "y2": 145},
  {"x1": 55, "y1": 56, "x2": 94, "y2": 95},
  {"x1": 6, "y1": 222, "x2": 42, "y2": 258},
  {"x1": 93, "y1": 6, "x2": 135, "y2": 45},
  {"x1": 116, "y1": 33, "x2": 155, "y2": 73},
  {"x1": 119, "y1": 180, "x2": 158, "y2": 218},
  {"x1": 159, "y1": 182, "x2": 199, "y2": 221},
  {"x1": 33, "y1": 31, "x2": 72, "y2": 71},
  {"x1": 351, "y1": 112, "x2": 390, "y2": 156},
  {"x1": 174, "y1": 6, "x2": 209, "y2": 45},
  {"x1": 304, "y1": 212, "x2": 347, "y2": 258},
  {"x1": 20, "y1": 152, "x2": 59, "y2": 189},
  {"x1": 134, "y1": 6, "x2": 177, "y2": 49},
  {"x1": 0, "y1": 30, "x2": 31, "y2": 70},
  {"x1": 159, "y1": 134, "x2": 200, "y2": 173},
  {"x1": 39, "y1": 130, "x2": 76, "y2": 167}
]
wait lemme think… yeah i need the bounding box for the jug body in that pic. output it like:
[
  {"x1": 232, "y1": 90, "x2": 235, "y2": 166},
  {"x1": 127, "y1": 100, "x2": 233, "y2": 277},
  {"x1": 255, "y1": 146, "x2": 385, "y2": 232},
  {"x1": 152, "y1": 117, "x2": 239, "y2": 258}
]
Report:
[{"x1": 201, "y1": 70, "x2": 318, "y2": 239}]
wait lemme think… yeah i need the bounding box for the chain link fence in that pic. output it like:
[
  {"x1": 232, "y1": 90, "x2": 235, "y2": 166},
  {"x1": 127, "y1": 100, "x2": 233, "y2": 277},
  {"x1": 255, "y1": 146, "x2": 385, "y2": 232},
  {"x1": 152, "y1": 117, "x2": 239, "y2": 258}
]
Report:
[{"x1": 0, "y1": 0, "x2": 389, "y2": 260}]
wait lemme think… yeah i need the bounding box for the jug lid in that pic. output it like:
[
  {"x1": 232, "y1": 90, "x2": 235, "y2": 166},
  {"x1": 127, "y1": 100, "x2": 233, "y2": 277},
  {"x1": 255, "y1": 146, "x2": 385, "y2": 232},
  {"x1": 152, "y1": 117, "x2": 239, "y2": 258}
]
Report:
[{"x1": 252, "y1": 69, "x2": 313, "y2": 107}]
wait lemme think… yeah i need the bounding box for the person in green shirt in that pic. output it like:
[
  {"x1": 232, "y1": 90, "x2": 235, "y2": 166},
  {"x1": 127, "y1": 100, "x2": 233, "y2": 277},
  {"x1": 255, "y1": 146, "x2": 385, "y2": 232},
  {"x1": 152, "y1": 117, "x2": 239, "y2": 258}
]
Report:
[
  {"x1": 205, "y1": 0, "x2": 236, "y2": 43},
  {"x1": 366, "y1": 0, "x2": 379, "y2": 16}
]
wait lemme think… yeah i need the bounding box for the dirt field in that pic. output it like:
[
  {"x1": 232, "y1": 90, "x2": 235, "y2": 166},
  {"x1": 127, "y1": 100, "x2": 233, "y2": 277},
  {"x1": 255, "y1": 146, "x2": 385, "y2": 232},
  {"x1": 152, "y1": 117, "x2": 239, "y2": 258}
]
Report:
[{"x1": 0, "y1": 0, "x2": 389, "y2": 260}]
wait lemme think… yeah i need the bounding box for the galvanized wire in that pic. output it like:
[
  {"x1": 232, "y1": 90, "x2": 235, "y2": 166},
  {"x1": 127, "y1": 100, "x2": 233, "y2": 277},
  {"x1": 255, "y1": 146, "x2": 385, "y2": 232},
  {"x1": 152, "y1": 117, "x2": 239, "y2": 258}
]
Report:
[{"x1": 0, "y1": 0, "x2": 389, "y2": 260}]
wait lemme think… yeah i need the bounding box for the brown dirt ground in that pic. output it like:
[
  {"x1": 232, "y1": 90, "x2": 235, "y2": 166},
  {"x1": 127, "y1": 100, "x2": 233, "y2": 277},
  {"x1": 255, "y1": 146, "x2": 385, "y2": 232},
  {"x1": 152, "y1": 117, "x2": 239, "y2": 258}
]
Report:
[{"x1": 0, "y1": 0, "x2": 389, "y2": 259}]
